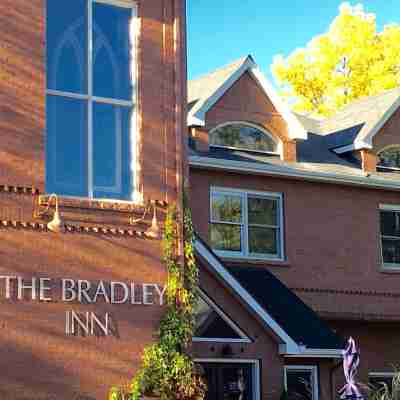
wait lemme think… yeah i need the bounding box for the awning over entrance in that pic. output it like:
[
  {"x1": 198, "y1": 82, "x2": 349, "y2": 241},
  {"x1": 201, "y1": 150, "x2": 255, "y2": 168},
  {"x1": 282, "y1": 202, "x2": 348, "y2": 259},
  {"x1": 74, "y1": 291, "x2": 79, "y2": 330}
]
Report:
[
  {"x1": 195, "y1": 236, "x2": 344, "y2": 357},
  {"x1": 226, "y1": 265, "x2": 344, "y2": 351}
]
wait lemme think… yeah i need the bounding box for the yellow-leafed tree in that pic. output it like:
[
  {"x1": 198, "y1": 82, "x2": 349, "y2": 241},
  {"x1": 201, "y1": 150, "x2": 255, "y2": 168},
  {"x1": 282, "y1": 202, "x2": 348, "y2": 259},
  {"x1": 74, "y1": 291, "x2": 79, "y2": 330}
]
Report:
[{"x1": 272, "y1": 2, "x2": 400, "y2": 117}]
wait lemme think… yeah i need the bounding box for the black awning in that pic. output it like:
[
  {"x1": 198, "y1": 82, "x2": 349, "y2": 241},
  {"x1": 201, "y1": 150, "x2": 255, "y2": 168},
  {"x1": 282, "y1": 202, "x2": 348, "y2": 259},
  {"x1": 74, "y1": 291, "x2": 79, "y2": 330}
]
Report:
[{"x1": 226, "y1": 265, "x2": 344, "y2": 350}]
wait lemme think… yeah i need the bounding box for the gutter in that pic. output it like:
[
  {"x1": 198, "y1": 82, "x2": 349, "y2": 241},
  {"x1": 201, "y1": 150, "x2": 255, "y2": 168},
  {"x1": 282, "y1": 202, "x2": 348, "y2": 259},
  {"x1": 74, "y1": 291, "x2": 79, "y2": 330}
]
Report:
[{"x1": 189, "y1": 155, "x2": 400, "y2": 192}]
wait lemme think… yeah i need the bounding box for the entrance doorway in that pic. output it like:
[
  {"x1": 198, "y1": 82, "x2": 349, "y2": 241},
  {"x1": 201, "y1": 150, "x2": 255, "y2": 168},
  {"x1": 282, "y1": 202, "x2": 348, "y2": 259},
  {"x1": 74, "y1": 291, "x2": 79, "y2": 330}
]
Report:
[{"x1": 196, "y1": 360, "x2": 260, "y2": 400}]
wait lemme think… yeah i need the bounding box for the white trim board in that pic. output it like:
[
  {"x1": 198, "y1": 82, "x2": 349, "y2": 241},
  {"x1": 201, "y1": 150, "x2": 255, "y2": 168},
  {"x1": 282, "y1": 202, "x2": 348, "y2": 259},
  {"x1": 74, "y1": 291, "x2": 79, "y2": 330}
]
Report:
[
  {"x1": 369, "y1": 372, "x2": 397, "y2": 378},
  {"x1": 190, "y1": 155, "x2": 400, "y2": 192},
  {"x1": 195, "y1": 239, "x2": 343, "y2": 357},
  {"x1": 188, "y1": 56, "x2": 307, "y2": 140}
]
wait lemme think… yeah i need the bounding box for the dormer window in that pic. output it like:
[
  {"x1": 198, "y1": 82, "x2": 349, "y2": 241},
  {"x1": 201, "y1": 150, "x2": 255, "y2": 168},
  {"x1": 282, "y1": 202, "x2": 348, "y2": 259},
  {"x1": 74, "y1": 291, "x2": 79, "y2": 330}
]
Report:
[
  {"x1": 209, "y1": 122, "x2": 279, "y2": 154},
  {"x1": 46, "y1": 0, "x2": 137, "y2": 200},
  {"x1": 377, "y1": 146, "x2": 400, "y2": 171}
]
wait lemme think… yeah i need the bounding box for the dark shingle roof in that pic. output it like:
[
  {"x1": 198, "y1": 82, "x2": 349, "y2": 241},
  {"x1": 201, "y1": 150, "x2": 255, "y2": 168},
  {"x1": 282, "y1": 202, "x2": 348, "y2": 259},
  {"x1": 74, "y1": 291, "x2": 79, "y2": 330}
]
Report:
[
  {"x1": 226, "y1": 265, "x2": 344, "y2": 350},
  {"x1": 294, "y1": 88, "x2": 400, "y2": 149}
]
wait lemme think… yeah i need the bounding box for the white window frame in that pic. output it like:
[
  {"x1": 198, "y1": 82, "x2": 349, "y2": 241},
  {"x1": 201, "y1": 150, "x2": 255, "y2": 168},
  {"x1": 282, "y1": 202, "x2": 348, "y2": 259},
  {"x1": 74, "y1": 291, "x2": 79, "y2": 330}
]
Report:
[
  {"x1": 193, "y1": 289, "x2": 251, "y2": 343},
  {"x1": 369, "y1": 372, "x2": 395, "y2": 390},
  {"x1": 210, "y1": 186, "x2": 284, "y2": 261},
  {"x1": 194, "y1": 358, "x2": 261, "y2": 400},
  {"x1": 209, "y1": 121, "x2": 282, "y2": 156},
  {"x1": 377, "y1": 145, "x2": 400, "y2": 172},
  {"x1": 46, "y1": 0, "x2": 138, "y2": 200},
  {"x1": 379, "y1": 204, "x2": 400, "y2": 270},
  {"x1": 284, "y1": 365, "x2": 319, "y2": 400}
]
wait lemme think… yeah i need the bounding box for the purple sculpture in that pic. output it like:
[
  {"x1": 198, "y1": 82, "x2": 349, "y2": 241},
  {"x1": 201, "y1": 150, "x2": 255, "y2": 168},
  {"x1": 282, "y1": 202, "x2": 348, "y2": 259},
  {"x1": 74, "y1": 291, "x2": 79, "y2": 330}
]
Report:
[{"x1": 339, "y1": 337, "x2": 364, "y2": 400}]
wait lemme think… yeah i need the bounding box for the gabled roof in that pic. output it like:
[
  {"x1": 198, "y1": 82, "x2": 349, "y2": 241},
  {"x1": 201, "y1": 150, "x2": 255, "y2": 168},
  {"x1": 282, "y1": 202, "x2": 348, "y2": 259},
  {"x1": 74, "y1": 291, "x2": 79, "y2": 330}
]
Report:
[
  {"x1": 195, "y1": 237, "x2": 343, "y2": 357},
  {"x1": 295, "y1": 87, "x2": 400, "y2": 153},
  {"x1": 188, "y1": 56, "x2": 308, "y2": 140}
]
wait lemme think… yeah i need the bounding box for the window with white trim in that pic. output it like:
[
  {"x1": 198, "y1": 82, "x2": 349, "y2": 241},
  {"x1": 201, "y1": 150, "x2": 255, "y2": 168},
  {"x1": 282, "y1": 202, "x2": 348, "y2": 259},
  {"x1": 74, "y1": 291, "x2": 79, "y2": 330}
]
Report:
[
  {"x1": 209, "y1": 122, "x2": 279, "y2": 154},
  {"x1": 377, "y1": 146, "x2": 400, "y2": 171},
  {"x1": 46, "y1": 0, "x2": 137, "y2": 200},
  {"x1": 369, "y1": 372, "x2": 395, "y2": 393},
  {"x1": 380, "y1": 205, "x2": 400, "y2": 268},
  {"x1": 193, "y1": 291, "x2": 250, "y2": 343},
  {"x1": 210, "y1": 188, "x2": 284, "y2": 260},
  {"x1": 284, "y1": 366, "x2": 318, "y2": 400}
]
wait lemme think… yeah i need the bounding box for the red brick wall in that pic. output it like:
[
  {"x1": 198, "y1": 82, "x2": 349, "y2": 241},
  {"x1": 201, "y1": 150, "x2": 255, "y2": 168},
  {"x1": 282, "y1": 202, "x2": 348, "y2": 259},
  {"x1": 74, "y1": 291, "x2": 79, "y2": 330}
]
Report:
[
  {"x1": 0, "y1": 0, "x2": 186, "y2": 203},
  {"x1": 138, "y1": 0, "x2": 186, "y2": 203},
  {"x1": 0, "y1": 0, "x2": 187, "y2": 398},
  {"x1": 373, "y1": 106, "x2": 400, "y2": 155},
  {"x1": 200, "y1": 72, "x2": 297, "y2": 161},
  {"x1": 0, "y1": 0, "x2": 45, "y2": 190},
  {"x1": 194, "y1": 264, "x2": 285, "y2": 400},
  {"x1": 190, "y1": 168, "x2": 400, "y2": 319}
]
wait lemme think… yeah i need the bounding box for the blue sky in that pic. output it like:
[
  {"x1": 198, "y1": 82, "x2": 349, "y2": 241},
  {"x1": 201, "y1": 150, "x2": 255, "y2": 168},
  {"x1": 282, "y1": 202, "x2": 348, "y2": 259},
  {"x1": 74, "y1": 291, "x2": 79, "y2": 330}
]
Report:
[{"x1": 187, "y1": 1, "x2": 400, "y2": 85}]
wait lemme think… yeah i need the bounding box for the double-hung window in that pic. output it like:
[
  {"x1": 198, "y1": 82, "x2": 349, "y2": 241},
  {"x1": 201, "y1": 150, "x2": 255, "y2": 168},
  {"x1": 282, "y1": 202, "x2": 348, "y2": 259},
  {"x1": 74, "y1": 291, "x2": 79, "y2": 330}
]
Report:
[
  {"x1": 210, "y1": 187, "x2": 284, "y2": 260},
  {"x1": 46, "y1": 0, "x2": 137, "y2": 200},
  {"x1": 380, "y1": 205, "x2": 400, "y2": 268}
]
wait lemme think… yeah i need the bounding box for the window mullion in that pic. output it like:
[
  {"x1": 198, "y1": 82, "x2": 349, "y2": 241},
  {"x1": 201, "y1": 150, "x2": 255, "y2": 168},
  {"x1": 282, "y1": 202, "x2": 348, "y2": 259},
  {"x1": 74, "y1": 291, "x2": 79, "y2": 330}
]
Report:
[
  {"x1": 87, "y1": 0, "x2": 94, "y2": 198},
  {"x1": 243, "y1": 193, "x2": 249, "y2": 256}
]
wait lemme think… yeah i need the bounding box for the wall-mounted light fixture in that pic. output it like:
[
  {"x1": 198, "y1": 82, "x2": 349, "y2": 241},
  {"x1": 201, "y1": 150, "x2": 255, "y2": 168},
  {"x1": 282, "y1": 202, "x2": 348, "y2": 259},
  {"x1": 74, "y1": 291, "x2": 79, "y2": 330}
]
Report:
[
  {"x1": 145, "y1": 205, "x2": 160, "y2": 239},
  {"x1": 46, "y1": 194, "x2": 65, "y2": 233}
]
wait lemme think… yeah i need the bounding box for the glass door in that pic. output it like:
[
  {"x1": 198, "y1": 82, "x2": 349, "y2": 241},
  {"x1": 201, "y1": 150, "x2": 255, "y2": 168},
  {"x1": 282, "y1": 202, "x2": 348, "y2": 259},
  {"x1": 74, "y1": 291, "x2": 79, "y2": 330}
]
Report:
[{"x1": 201, "y1": 362, "x2": 255, "y2": 400}]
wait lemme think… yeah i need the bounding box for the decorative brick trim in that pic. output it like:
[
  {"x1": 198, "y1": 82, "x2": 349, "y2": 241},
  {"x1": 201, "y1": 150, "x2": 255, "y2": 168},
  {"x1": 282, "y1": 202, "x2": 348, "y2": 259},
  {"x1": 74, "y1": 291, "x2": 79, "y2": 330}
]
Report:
[
  {"x1": 317, "y1": 310, "x2": 400, "y2": 322},
  {"x1": 0, "y1": 220, "x2": 152, "y2": 238},
  {"x1": 38, "y1": 195, "x2": 167, "y2": 213},
  {"x1": 0, "y1": 185, "x2": 39, "y2": 195},
  {"x1": 291, "y1": 287, "x2": 400, "y2": 298}
]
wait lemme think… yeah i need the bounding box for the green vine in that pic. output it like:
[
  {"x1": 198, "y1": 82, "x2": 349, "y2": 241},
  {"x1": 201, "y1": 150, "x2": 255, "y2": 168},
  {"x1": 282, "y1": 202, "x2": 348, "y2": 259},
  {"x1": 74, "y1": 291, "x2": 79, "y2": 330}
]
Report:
[{"x1": 109, "y1": 196, "x2": 206, "y2": 400}]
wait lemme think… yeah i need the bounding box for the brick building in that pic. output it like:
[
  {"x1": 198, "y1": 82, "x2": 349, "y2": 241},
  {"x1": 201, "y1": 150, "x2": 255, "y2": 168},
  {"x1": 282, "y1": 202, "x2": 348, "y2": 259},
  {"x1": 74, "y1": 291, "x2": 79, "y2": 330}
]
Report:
[
  {"x1": 0, "y1": 0, "x2": 186, "y2": 399},
  {"x1": 189, "y1": 56, "x2": 400, "y2": 400},
  {"x1": 1, "y1": 1, "x2": 400, "y2": 400}
]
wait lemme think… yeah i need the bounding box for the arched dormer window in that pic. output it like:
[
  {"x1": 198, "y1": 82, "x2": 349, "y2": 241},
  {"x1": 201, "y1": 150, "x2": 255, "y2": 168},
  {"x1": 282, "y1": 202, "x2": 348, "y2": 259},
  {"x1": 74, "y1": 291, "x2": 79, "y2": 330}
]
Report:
[
  {"x1": 209, "y1": 122, "x2": 280, "y2": 154},
  {"x1": 377, "y1": 146, "x2": 400, "y2": 171}
]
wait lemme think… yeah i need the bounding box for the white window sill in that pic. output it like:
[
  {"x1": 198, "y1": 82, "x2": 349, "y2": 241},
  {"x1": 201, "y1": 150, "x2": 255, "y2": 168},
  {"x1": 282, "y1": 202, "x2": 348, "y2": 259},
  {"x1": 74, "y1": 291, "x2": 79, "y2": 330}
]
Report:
[
  {"x1": 214, "y1": 251, "x2": 287, "y2": 265},
  {"x1": 380, "y1": 264, "x2": 400, "y2": 273}
]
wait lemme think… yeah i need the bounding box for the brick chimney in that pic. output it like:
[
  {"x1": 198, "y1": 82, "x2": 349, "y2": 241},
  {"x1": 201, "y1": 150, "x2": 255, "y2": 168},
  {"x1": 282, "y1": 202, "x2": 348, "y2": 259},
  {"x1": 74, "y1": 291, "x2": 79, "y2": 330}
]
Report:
[
  {"x1": 282, "y1": 140, "x2": 297, "y2": 162},
  {"x1": 360, "y1": 149, "x2": 377, "y2": 173},
  {"x1": 190, "y1": 126, "x2": 209, "y2": 152}
]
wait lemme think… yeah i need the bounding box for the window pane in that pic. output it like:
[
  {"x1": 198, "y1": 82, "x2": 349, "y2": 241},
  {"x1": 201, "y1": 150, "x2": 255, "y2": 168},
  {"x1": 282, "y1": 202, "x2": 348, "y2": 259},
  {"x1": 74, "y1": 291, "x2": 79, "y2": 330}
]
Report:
[
  {"x1": 369, "y1": 377, "x2": 393, "y2": 393},
  {"x1": 46, "y1": 95, "x2": 88, "y2": 197},
  {"x1": 211, "y1": 193, "x2": 242, "y2": 223},
  {"x1": 93, "y1": 3, "x2": 133, "y2": 100},
  {"x1": 47, "y1": 0, "x2": 87, "y2": 93},
  {"x1": 378, "y1": 147, "x2": 400, "y2": 169},
  {"x1": 381, "y1": 211, "x2": 400, "y2": 237},
  {"x1": 382, "y1": 238, "x2": 400, "y2": 264},
  {"x1": 248, "y1": 227, "x2": 279, "y2": 256},
  {"x1": 194, "y1": 296, "x2": 241, "y2": 339},
  {"x1": 210, "y1": 224, "x2": 241, "y2": 252},
  {"x1": 210, "y1": 124, "x2": 277, "y2": 153},
  {"x1": 248, "y1": 196, "x2": 278, "y2": 225},
  {"x1": 286, "y1": 370, "x2": 313, "y2": 400},
  {"x1": 93, "y1": 103, "x2": 133, "y2": 200}
]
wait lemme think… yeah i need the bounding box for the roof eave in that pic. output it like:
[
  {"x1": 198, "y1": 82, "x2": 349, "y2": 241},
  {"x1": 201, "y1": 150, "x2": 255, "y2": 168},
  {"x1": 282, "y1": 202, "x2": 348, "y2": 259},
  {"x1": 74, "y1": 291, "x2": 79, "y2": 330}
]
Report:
[
  {"x1": 187, "y1": 57, "x2": 308, "y2": 140},
  {"x1": 189, "y1": 155, "x2": 400, "y2": 191},
  {"x1": 195, "y1": 238, "x2": 343, "y2": 356}
]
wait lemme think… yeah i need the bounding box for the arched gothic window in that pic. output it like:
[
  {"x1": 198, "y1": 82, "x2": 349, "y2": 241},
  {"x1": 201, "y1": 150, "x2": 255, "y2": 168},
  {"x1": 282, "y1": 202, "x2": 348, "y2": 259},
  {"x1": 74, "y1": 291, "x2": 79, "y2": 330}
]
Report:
[
  {"x1": 377, "y1": 146, "x2": 400, "y2": 170},
  {"x1": 209, "y1": 123, "x2": 279, "y2": 154}
]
